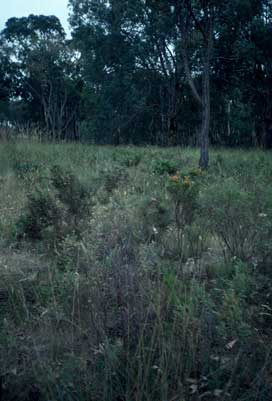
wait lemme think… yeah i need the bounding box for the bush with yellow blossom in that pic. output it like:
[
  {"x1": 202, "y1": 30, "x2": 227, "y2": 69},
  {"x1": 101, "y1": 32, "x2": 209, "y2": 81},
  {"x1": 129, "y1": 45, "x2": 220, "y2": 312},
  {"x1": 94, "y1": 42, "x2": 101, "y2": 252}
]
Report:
[
  {"x1": 167, "y1": 171, "x2": 201, "y2": 260},
  {"x1": 167, "y1": 172, "x2": 199, "y2": 227}
]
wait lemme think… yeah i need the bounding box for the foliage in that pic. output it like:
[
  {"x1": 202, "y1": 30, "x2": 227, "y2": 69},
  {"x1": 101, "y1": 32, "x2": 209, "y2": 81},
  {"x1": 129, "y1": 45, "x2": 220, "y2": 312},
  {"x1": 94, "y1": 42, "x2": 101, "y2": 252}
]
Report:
[
  {"x1": 137, "y1": 196, "x2": 171, "y2": 241},
  {"x1": 16, "y1": 165, "x2": 91, "y2": 249},
  {"x1": 201, "y1": 178, "x2": 272, "y2": 262},
  {"x1": 113, "y1": 150, "x2": 142, "y2": 168},
  {"x1": 1, "y1": 1, "x2": 271, "y2": 151},
  {"x1": 16, "y1": 188, "x2": 63, "y2": 242},
  {"x1": 166, "y1": 171, "x2": 201, "y2": 262},
  {"x1": 152, "y1": 158, "x2": 178, "y2": 175},
  {"x1": 50, "y1": 165, "x2": 90, "y2": 217},
  {"x1": 0, "y1": 143, "x2": 272, "y2": 401},
  {"x1": 99, "y1": 165, "x2": 128, "y2": 194},
  {"x1": 0, "y1": 15, "x2": 82, "y2": 140}
]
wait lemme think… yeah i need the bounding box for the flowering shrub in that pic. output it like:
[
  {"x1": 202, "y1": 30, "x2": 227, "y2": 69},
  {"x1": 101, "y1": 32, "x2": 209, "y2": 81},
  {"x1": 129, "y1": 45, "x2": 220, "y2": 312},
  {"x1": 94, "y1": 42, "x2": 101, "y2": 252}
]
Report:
[
  {"x1": 166, "y1": 172, "x2": 200, "y2": 261},
  {"x1": 167, "y1": 173, "x2": 199, "y2": 228}
]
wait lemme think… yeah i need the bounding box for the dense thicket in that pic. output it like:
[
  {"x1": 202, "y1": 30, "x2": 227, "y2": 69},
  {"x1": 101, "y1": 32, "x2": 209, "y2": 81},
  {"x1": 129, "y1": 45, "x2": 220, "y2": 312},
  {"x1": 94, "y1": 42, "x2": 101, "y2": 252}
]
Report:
[{"x1": 0, "y1": 1, "x2": 271, "y2": 152}]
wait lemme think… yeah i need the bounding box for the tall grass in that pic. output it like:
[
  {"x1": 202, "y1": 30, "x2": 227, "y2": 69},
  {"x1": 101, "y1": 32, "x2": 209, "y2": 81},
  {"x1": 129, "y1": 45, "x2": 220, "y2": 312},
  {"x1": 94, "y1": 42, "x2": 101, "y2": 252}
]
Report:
[{"x1": 0, "y1": 140, "x2": 272, "y2": 400}]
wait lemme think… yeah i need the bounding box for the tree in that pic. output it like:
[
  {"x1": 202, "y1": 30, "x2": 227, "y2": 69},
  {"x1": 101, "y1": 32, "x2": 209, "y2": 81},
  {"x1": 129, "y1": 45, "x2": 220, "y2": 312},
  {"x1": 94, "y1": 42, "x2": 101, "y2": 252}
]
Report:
[
  {"x1": 0, "y1": 15, "x2": 83, "y2": 139},
  {"x1": 211, "y1": 0, "x2": 272, "y2": 147},
  {"x1": 0, "y1": 45, "x2": 13, "y2": 122},
  {"x1": 1, "y1": 2, "x2": 271, "y2": 149},
  {"x1": 169, "y1": 0, "x2": 215, "y2": 167}
]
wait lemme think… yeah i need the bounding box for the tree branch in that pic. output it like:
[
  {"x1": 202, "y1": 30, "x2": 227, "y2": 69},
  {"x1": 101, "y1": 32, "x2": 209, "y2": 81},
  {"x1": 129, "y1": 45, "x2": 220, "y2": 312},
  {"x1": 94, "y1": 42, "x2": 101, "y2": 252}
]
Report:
[{"x1": 184, "y1": 0, "x2": 207, "y2": 41}]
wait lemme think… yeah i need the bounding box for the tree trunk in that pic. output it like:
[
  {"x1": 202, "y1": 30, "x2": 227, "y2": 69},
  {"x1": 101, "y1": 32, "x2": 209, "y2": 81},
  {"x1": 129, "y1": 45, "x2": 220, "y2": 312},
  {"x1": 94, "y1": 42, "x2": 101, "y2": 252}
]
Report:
[
  {"x1": 177, "y1": 0, "x2": 214, "y2": 168},
  {"x1": 199, "y1": 59, "x2": 210, "y2": 169},
  {"x1": 169, "y1": 114, "x2": 178, "y2": 146}
]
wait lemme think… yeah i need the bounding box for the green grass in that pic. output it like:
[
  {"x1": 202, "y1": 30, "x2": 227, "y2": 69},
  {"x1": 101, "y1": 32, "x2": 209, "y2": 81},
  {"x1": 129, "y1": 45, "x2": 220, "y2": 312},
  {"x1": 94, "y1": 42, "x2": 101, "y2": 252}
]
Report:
[{"x1": 0, "y1": 140, "x2": 272, "y2": 400}]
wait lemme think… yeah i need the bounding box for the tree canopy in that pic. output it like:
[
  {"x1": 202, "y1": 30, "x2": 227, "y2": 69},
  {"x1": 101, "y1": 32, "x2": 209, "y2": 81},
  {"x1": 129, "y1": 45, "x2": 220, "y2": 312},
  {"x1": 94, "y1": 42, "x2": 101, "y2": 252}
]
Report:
[{"x1": 0, "y1": 1, "x2": 271, "y2": 158}]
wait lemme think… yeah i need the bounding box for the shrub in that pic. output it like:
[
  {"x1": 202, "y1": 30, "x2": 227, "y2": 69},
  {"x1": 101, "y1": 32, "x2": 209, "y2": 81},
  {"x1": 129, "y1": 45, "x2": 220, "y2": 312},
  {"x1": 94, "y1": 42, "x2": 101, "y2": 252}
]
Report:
[
  {"x1": 16, "y1": 166, "x2": 92, "y2": 250},
  {"x1": 161, "y1": 221, "x2": 208, "y2": 266},
  {"x1": 137, "y1": 197, "x2": 171, "y2": 242},
  {"x1": 166, "y1": 173, "x2": 200, "y2": 262},
  {"x1": 184, "y1": 221, "x2": 208, "y2": 260},
  {"x1": 201, "y1": 178, "x2": 272, "y2": 262},
  {"x1": 99, "y1": 166, "x2": 127, "y2": 194},
  {"x1": 16, "y1": 189, "x2": 63, "y2": 242},
  {"x1": 167, "y1": 174, "x2": 199, "y2": 227},
  {"x1": 214, "y1": 261, "x2": 253, "y2": 341},
  {"x1": 152, "y1": 158, "x2": 178, "y2": 175},
  {"x1": 50, "y1": 165, "x2": 90, "y2": 219}
]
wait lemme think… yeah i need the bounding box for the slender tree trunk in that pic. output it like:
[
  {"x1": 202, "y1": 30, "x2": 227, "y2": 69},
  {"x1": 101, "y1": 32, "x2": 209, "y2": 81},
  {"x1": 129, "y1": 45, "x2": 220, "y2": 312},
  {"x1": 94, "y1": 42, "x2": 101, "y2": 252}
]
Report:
[
  {"x1": 177, "y1": 0, "x2": 214, "y2": 168},
  {"x1": 199, "y1": 58, "x2": 210, "y2": 169},
  {"x1": 181, "y1": 36, "x2": 211, "y2": 168},
  {"x1": 168, "y1": 79, "x2": 180, "y2": 146},
  {"x1": 227, "y1": 100, "x2": 231, "y2": 137},
  {"x1": 199, "y1": 11, "x2": 213, "y2": 169}
]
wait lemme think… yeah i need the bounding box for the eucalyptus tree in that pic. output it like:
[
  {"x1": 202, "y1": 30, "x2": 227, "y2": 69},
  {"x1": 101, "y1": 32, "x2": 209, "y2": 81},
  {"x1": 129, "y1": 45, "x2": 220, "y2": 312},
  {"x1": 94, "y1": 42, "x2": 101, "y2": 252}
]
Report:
[
  {"x1": 69, "y1": 0, "x2": 145, "y2": 143},
  {"x1": 0, "y1": 44, "x2": 14, "y2": 121},
  {"x1": 68, "y1": 0, "x2": 216, "y2": 160},
  {"x1": 0, "y1": 15, "x2": 82, "y2": 139},
  {"x1": 57, "y1": 0, "x2": 272, "y2": 148},
  {"x1": 69, "y1": 0, "x2": 185, "y2": 144},
  {"x1": 210, "y1": 0, "x2": 272, "y2": 147}
]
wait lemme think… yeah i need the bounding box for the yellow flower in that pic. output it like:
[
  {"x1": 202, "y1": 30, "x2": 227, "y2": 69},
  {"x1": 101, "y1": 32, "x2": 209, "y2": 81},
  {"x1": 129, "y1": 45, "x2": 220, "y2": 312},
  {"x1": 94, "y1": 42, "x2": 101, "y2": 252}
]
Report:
[
  {"x1": 183, "y1": 176, "x2": 191, "y2": 188},
  {"x1": 170, "y1": 175, "x2": 179, "y2": 183}
]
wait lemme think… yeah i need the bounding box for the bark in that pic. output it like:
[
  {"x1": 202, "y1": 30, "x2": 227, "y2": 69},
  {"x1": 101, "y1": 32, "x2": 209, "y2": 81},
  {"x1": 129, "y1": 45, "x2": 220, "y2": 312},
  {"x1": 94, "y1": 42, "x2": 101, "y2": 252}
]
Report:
[
  {"x1": 199, "y1": 22, "x2": 213, "y2": 169},
  {"x1": 199, "y1": 60, "x2": 210, "y2": 168},
  {"x1": 169, "y1": 113, "x2": 178, "y2": 146},
  {"x1": 227, "y1": 100, "x2": 231, "y2": 137},
  {"x1": 264, "y1": 119, "x2": 272, "y2": 148},
  {"x1": 177, "y1": 1, "x2": 214, "y2": 168},
  {"x1": 180, "y1": 42, "x2": 202, "y2": 105}
]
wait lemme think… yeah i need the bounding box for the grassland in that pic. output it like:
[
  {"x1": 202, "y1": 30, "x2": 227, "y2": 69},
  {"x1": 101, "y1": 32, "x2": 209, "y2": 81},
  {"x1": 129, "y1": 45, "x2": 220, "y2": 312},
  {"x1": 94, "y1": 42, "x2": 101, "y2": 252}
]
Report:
[{"x1": 0, "y1": 140, "x2": 272, "y2": 401}]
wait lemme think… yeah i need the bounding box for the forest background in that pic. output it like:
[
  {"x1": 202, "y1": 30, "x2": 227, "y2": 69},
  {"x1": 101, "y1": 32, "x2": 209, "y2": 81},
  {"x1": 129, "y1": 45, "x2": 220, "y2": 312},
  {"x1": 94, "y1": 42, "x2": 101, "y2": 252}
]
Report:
[{"x1": 0, "y1": 0, "x2": 271, "y2": 165}]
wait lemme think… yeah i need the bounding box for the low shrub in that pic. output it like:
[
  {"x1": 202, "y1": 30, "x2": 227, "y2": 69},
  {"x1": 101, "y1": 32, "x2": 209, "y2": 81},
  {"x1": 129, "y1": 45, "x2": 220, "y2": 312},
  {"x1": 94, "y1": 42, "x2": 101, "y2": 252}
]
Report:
[
  {"x1": 16, "y1": 189, "x2": 63, "y2": 242},
  {"x1": 152, "y1": 158, "x2": 178, "y2": 175},
  {"x1": 16, "y1": 165, "x2": 92, "y2": 251},
  {"x1": 166, "y1": 172, "x2": 201, "y2": 262},
  {"x1": 201, "y1": 178, "x2": 272, "y2": 262},
  {"x1": 99, "y1": 166, "x2": 128, "y2": 194},
  {"x1": 50, "y1": 165, "x2": 90, "y2": 219},
  {"x1": 137, "y1": 196, "x2": 171, "y2": 242}
]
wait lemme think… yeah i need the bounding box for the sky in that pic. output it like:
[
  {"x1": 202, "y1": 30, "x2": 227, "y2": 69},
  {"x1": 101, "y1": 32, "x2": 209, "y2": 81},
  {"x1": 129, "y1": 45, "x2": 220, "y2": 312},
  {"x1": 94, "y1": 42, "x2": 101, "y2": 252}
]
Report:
[{"x1": 0, "y1": 0, "x2": 70, "y2": 35}]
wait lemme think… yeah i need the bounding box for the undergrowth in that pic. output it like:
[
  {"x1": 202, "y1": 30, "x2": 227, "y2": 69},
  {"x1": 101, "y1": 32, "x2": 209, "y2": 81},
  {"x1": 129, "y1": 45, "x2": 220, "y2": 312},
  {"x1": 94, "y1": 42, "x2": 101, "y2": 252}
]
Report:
[{"x1": 0, "y1": 142, "x2": 271, "y2": 400}]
